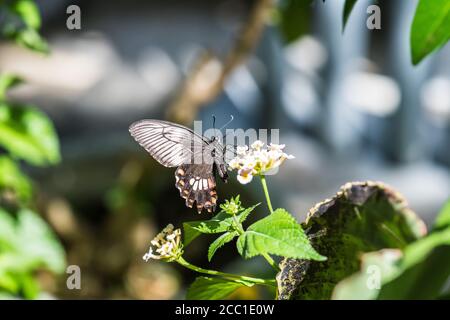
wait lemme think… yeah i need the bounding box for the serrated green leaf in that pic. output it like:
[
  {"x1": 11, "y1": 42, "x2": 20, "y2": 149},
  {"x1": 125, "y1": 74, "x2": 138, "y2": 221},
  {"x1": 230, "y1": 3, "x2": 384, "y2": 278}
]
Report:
[
  {"x1": 0, "y1": 103, "x2": 61, "y2": 166},
  {"x1": 342, "y1": 0, "x2": 358, "y2": 31},
  {"x1": 237, "y1": 208, "x2": 325, "y2": 261},
  {"x1": 237, "y1": 203, "x2": 259, "y2": 223},
  {"x1": 0, "y1": 74, "x2": 22, "y2": 100},
  {"x1": 186, "y1": 276, "x2": 246, "y2": 300},
  {"x1": 433, "y1": 200, "x2": 450, "y2": 232},
  {"x1": 410, "y1": 0, "x2": 450, "y2": 65},
  {"x1": 183, "y1": 203, "x2": 259, "y2": 246},
  {"x1": 183, "y1": 211, "x2": 232, "y2": 246},
  {"x1": 208, "y1": 231, "x2": 238, "y2": 262},
  {"x1": 9, "y1": 0, "x2": 41, "y2": 30},
  {"x1": 0, "y1": 156, "x2": 32, "y2": 201}
]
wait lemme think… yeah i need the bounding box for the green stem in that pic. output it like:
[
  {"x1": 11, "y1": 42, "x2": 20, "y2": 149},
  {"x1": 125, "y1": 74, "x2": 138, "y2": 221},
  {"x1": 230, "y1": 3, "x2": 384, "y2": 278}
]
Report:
[
  {"x1": 261, "y1": 253, "x2": 280, "y2": 272},
  {"x1": 232, "y1": 215, "x2": 245, "y2": 234},
  {"x1": 260, "y1": 175, "x2": 274, "y2": 213},
  {"x1": 177, "y1": 257, "x2": 276, "y2": 287}
]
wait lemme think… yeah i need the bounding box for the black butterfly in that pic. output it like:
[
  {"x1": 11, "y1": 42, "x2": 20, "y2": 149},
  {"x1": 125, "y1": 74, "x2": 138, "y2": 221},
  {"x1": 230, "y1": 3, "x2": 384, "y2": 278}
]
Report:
[{"x1": 129, "y1": 119, "x2": 229, "y2": 213}]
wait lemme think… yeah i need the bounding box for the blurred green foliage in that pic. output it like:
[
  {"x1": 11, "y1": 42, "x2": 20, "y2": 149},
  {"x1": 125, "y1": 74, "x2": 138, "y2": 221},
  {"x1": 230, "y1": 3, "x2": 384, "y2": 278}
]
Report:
[
  {"x1": 334, "y1": 199, "x2": 450, "y2": 299},
  {"x1": 0, "y1": 208, "x2": 65, "y2": 298},
  {"x1": 0, "y1": 100, "x2": 61, "y2": 166},
  {"x1": 277, "y1": 182, "x2": 450, "y2": 300},
  {"x1": 342, "y1": 0, "x2": 357, "y2": 31},
  {"x1": 277, "y1": 182, "x2": 425, "y2": 300},
  {"x1": 0, "y1": 0, "x2": 48, "y2": 53},
  {"x1": 0, "y1": 155, "x2": 32, "y2": 202},
  {"x1": 276, "y1": 0, "x2": 312, "y2": 44},
  {"x1": 0, "y1": 0, "x2": 65, "y2": 299},
  {"x1": 342, "y1": 0, "x2": 450, "y2": 64}
]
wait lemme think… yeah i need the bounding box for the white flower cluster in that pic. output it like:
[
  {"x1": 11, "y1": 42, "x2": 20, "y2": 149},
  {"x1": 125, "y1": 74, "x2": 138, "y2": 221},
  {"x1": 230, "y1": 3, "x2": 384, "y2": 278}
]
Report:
[
  {"x1": 229, "y1": 141, "x2": 295, "y2": 184},
  {"x1": 143, "y1": 224, "x2": 183, "y2": 262}
]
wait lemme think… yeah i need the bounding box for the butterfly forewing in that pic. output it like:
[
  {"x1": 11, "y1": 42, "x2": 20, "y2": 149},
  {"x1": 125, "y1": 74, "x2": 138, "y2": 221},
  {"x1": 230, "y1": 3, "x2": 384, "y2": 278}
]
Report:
[{"x1": 129, "y1": 120, "x2": 208, "y2": 167}]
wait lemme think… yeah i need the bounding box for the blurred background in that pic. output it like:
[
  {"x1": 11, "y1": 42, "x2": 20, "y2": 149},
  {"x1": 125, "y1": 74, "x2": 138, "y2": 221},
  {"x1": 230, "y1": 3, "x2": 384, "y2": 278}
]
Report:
[{"x1": 0, "y1": 0, "x2": 449, "y2": 299}]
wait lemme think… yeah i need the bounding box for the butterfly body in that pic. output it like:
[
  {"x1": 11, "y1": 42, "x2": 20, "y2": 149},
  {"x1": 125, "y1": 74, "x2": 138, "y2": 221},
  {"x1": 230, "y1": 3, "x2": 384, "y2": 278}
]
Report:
[{"x1": 129, "y1": 119, "x2": 228, "y2": 213}]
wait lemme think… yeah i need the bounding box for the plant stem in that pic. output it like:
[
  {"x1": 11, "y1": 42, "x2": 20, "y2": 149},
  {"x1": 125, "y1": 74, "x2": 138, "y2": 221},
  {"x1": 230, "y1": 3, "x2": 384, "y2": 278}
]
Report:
[
  {"x1": 177, "y1": 257, "x2": 276, "y2": 287},
  {"x1": 261, "y1": 253, "x2": 280, "y2": 272},
  {"x1": 259, "y1": 175, "x2": 274, "y2": 213},
  {"x1": 232, "y1": 215, "x2": 245, "y2": 235}
]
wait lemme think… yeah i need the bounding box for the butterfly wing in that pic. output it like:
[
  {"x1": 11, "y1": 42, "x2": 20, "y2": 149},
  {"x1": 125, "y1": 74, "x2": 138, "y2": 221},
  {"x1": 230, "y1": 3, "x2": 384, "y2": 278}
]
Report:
[
  {"x1": 129, "y1": 119, "x2": 209, "y2": 167},
  {"x1": 175, "y1": 164, "x2": 217, "y2": 213}
]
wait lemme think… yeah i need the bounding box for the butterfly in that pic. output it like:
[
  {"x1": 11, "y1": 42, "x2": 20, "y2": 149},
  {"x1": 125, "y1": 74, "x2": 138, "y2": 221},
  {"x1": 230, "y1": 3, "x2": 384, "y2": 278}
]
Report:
[{"x1": 129, "y1": 119, "x2": 229, "y2": 213}]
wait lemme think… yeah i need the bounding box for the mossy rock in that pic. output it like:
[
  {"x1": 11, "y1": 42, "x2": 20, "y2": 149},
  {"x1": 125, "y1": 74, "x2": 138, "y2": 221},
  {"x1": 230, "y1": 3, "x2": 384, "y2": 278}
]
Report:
[{"x1": 276, "y1": 181, "x2": 427, "y2": 300}]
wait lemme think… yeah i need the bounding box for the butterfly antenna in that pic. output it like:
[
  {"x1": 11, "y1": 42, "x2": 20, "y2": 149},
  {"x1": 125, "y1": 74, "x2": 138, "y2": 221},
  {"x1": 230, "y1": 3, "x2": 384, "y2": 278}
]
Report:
[
  {"x1": 212, "y1": 115, "x2": 216, "y2": 130},
  {"x1": 219, "y1": 115, "x2": 234, "y2": 132}
]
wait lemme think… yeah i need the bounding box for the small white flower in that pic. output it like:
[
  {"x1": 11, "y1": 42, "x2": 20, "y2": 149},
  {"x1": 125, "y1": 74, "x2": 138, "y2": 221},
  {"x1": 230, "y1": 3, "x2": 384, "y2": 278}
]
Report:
[
  {"x1": 237, "y1": 167, "x2": 254, "y2": 184},
  {"x1": 228, "y1": 157, "x2": 242, "y2": 170},
  {"x1": 268, "y1": 143, "x2": 285, "y2": 151},
  {"x1": 251, "y1": 140, "x2": 264, "y2": 151},
  {"x1": 142, "y1": 224, "x2": 183, "y2": 262},
  {"x1": 229, "y1": 141, "x2": 294, "y2": 184},
  {"x1": 236, "y1": 145, "x2": 249, "y2": 155}
]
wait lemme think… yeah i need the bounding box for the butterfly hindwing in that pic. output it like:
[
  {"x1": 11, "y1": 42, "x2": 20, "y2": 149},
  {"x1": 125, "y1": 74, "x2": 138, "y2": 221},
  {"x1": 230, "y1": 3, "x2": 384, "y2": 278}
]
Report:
[{"x1": 175, "y1": 164, "x2": 217, "y2": 214}]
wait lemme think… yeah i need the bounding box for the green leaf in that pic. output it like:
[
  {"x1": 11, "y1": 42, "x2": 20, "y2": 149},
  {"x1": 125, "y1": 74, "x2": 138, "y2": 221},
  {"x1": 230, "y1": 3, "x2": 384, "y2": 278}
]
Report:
[
  {"x1": 0, "y1": 270, "x2": 20, "y2": 294},
  {"x1": 334, "y1": 227, "x2": 450, "y2": 300},
  {"x1": 208, "y1": 231, "x2": 238, "y2": 262},
  {"x1": 342, "y1": 0, "x2": 358, "y2": 31},
  {"x1": 15, "y1": 208, "x2": 66, "y2": 273},
  {"x1": 0, "y1": 103, "x2": 61, "y2": 166},
  {"x1": 8, "y1": 27, "x2": 49, "y2": 54},
  {"x1": 0, "y1": 156, "x2": 32, "y2": 201},
  {"x1": 186, "y1": 277, "x2": 247, "y2": 300},
  {"x1": 237, "y1": 203, "x2": 259, "y2": 223},
  {"x1": 0, "y1": 208, "x2": 16, "y2": 247},
  {"x1": 237, "y1": 208, "x2": 326, "y2": 261},
  {"x1": 332, "y1": 249, "x2": 402, "y2": 300},
  {"x1": 0, "y1": 208, "x2": 66, "y2": 298},
  {"x1": 433, "y1": 200, "x2": 450, "y2": 232},
  {"x1": 9, "y1": 0, "x2": 42, "y2": 30},
  {"x1": 410, "y1": 0, "x2": 450, "y2": 65},
  {"x1": 18, "y1": 272, "x2": 39, "y2": 299},
  {"x1": 277, "y1": 182, "x2": 426, "y2": 300},
  {"x1": 276, "y1": 0, "x2": 313, "y2": 44},
  {"x1": 0, "y1": 208, "x2": 66, "y2": 273},
  {"x1": 0, "y1": 74, "x2": 22, "y2": 100},
  {"x1": 183, "y1": 203, "x2": 259, "y2": 246},
  {"x1": 183, "y1": 211, "x2": 232, "y2": 246}
]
